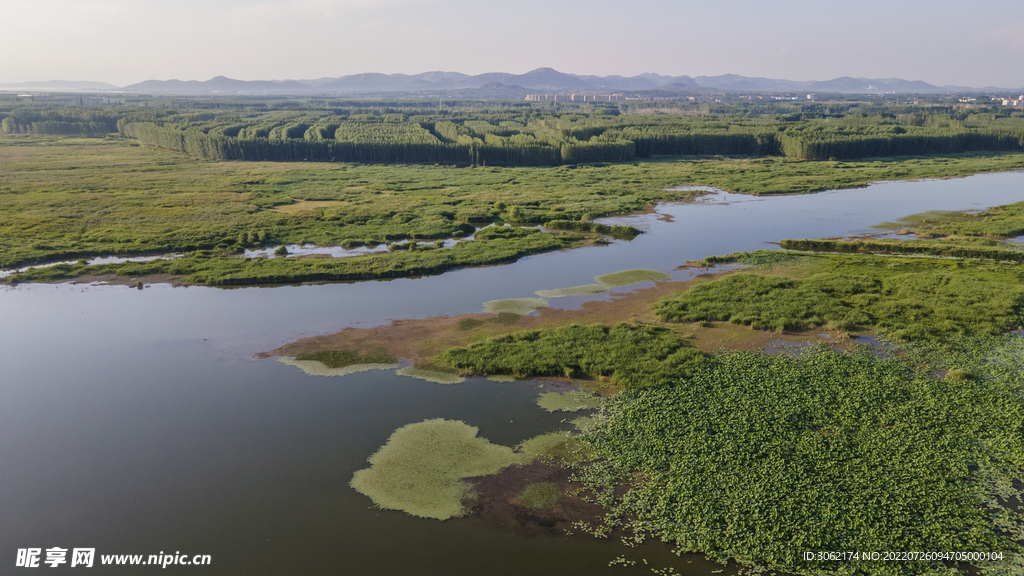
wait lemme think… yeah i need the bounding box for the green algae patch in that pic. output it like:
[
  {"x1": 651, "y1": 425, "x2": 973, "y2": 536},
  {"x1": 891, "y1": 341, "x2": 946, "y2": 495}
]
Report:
[
  {"x1": 518, "y1": 431, "x2": 592, "y2": 463},
  {"x1": 593, "y1": 268, "x2": 670, "y2": 287},
  {"x1": 278, "y1": 357, "x2": 399, "y2": 377},
  {"x1": 517, "y1": 432, "x2": 572, "y2": 459},
  {"x1": 570, "y1": 415, "x2": 599, "y2": 430},
  {"x1": 482, "y1": 298, "x2": 549, "y2": 316},
  {"x1": 518, "y1": 482, "x2": 561, "y2": 509},
  {"x1": 396, "y1": 366, "x2": 466, "y2": 385},
  {"x1": 350, "y1": 419, "x2": 524, "y2": 520},
  {"x1": 534, "y1": 269, "x2": 671, "y2": 300},
  {"x1": 485, "y1": 374, "x2": 516, "y2": 382},
  {"x1": 535, "y1": 284, "x2": 608, "y2": 298},
  {"x1": 536, "y1": 391, "x2": 604, "y2": 412}
]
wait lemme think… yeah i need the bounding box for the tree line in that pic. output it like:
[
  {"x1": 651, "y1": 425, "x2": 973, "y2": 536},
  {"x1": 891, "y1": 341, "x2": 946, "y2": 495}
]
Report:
[{"x1": 5, "y1": 103, "x2": 1024, "y2": 164}]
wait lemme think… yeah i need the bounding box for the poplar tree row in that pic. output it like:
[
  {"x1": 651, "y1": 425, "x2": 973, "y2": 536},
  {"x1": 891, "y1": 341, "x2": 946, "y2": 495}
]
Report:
[{"x1": 6, "y1": 103, "x2": 1024, "y2": 165}]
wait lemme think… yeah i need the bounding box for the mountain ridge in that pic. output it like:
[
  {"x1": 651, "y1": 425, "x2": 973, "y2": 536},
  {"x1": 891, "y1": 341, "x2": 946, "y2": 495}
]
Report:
[{"x1": 2, "y1": 69, "x2": 1020, "y2": 95}]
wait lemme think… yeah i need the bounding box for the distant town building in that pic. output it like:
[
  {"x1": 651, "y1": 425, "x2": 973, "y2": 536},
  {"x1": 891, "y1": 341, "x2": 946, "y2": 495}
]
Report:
[
  {"x1": 992, "y1": 96, "x2": 1024, "y2": 106},
  {"x1": 958, "y1": 97, "x2": 977, "y2": 103},
  {"x1": 525, "y1": 94, "x2": 623, "y2": 102}
]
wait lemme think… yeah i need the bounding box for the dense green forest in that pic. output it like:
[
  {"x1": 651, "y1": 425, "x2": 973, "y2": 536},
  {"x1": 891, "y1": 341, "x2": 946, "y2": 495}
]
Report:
[{"x1": 3, "y1": 100, "x2": 1024, "y2": 164}]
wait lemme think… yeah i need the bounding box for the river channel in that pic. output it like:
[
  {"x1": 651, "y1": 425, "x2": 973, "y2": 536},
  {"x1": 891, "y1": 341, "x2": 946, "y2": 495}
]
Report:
[{"x1": 2, "y1": 172, "x2": 1022, "y2": 574}]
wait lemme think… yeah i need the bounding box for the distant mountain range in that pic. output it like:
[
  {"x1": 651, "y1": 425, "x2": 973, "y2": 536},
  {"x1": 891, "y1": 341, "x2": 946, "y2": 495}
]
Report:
[{"x1": 1, "y1": 68, "x2": 1019, "y2": 95}]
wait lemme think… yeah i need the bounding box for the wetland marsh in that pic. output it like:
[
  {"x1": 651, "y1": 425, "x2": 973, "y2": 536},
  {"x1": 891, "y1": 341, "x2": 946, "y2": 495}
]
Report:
[{"x1": 3, "y1": 135, "x2": 1024, "y2": 574}]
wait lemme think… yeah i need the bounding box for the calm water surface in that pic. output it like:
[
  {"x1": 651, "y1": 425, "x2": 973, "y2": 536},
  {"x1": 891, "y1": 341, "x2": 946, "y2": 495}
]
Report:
[{"x1": 1, "y1": 172, "x2": 1022, "y2": 574}]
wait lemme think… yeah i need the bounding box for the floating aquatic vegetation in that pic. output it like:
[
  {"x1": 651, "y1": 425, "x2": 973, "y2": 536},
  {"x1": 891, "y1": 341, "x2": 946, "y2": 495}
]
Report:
[
  {"x1": 536, "y1": 391, "x2": 603, "y2": 412},
  {"x1": 517, "y1": 482, "x2": 561, "y2": 509},
  {"x1": 535, "y1": 284, "x2": 608, "y2": 298},
  {"x1": 396, "y1": 366, "x2": 466, "y2": 385},
  {"x1": 576, "y1": 340, "x2": 1024, "y2": 574},
  {"x1": 350, "y1": 419, "x2": 524, "y2": 520},
  {"x1": 485, "y1": 375, "x2": 516, "y2": 382},
  {"x1": 517, "y1": 432, "x2": 572, "y2": 459},
  {"x1": 570, "y1": 415, "x2": 599, "y2": 430},
  {"x1": 278, "y1": 357, "x2": 399, "y2": 377},
  {"x1": 518, "y1": 431, "x2": 590, "y2": 463},
  {"x1": 593, "y1": 268, "x2": 670, "y2": 287},
  {"x1": 534, "y1": 269, "x2": 670, "y2": 300},
  {"x1": 482, "y1": 298, "x2": 549, "y2": 316}
]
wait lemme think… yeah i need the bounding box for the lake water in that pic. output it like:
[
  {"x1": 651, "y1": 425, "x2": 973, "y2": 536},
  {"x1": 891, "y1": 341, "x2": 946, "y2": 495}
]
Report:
[{"x1": 2, "y1": 171, "x2": 1022, "y2": 574}]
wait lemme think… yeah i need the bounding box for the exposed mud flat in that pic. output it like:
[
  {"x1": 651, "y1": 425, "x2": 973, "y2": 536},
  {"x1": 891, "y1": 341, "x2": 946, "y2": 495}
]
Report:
[
  {"x1": 464, "y1": 460, "x2": 605, "y2": 536},
  {"x1": 256, "y1": 268, "x2": 845, "y2": 368},
  {"x1": 255, "y1": 273, "x2": 730, "y2": 363}
]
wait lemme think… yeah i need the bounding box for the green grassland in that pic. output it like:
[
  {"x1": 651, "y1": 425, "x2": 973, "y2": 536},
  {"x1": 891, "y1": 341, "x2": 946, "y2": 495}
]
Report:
[
  {"x1": 9, "y1": 227, "x2": 583, "y2": 285},
  {"x1": 779, "y1": 236, "x2": 1024, "y2": 262},
  {"x1": 437, "y1": 253, "x2": 1024, "y2": 385},
  {"x1": 656, "y1": 253, "x2": 1024, "y2": 340},
  {"x1": 4, "y1": 134, "x2": 1024, "y2": 285},
  {"x1": 439, "y1": 323, "x2": 706, "y2": 388}
]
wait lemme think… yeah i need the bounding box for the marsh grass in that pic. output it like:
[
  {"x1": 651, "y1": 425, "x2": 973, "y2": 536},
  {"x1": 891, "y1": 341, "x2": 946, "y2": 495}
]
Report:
[
  {"x1": 11, "y1": 232, "x2": 580, "y2": 286},
  {"x1": 780, "y1": 237, "x2": 1024, "y2": 262},
  {"x1": 874, "y1": 210, "x2": 979, "y2": 231},
  {"x1": 945, "y1": 368, "x2": 974, "y2": 381},
  {"x1": 439, "y1": 323, "x2": 706, "y2": 388},
  {"x1": 874, "y1": 201, "x2": 1024, "y2": 238},
  {"x1": 7, "y1": 135, "x2": 1024, "y2": 280},
  {"x1": 278, "y1": 357, "x2": 399, "y2": 377},
  {"x1": 294, "y1": 348, "x2": 395, "y2": 368},
  {"x1": 490, "y1": 311, "x2": 523, "y2": 325},
  {"x1": 349, "y1": 419, "x2": 524, "y2": 520},
  {"x1": 396, "y1": 366, "x2": 466, "y2": 385},
  {"x1": 457, "y1": 318, "x2": 485, "y2": 331},
  {"x1": 459, "y1": 314, "x2": 521, "y2": 331},
  {"x1": 517, "y1": 482, "x2": 561, "y2": 508},
  {"x1": 657, "y1": 253, "x2": 1024, "y2": 340}
]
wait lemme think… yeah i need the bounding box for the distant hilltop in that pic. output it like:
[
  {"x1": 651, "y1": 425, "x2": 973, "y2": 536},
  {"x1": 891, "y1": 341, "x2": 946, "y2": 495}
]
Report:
[{"x1": 1, "y1": 68, "x2": 1021, "y2": 95}]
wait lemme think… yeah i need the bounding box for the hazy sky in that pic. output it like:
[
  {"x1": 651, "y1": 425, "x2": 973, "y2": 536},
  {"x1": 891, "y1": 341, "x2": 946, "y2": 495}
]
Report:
[{"x1": 3, "y1": 0, "x2": 1023, "y2": 87}]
